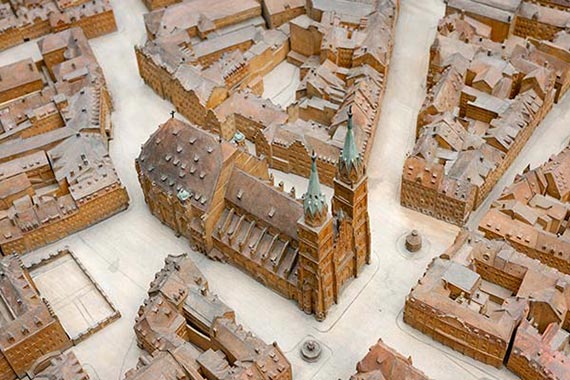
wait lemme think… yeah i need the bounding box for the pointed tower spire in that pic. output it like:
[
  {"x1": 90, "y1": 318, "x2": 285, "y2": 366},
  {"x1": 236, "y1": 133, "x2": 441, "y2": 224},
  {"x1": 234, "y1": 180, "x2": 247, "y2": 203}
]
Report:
[
  {"x1": 303, "y1": 151, "x2": 328, "y2": 227},
  {"x1": 338, "y1": 106, "x2": 364, "y2": 184}
]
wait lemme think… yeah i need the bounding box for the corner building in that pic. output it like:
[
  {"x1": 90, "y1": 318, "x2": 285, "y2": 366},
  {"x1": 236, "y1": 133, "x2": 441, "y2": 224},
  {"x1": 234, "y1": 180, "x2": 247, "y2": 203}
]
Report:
[
  {"x1": 128, "y1": 254, "x2": 292, "y2": 380},
  {"x1": 404, "y1": 230, "x2": 570, "y2": 380},
  {"x1": 0, "y1": 255, "x2": 72, "y2": 380},
  {"x1": 136, "y1": 112, "x2": 371, "y2": 321}
]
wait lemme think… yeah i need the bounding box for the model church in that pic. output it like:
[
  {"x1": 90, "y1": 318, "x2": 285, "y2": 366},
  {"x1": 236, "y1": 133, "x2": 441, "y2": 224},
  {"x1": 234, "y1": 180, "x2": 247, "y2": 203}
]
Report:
[{"x1": 136, "y1": 109, "x2": 371, "y2": 320}]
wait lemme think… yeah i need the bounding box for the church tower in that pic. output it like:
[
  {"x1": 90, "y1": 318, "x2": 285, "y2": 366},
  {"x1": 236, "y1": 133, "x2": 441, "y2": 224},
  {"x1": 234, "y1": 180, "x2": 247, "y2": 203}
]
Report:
[
  {"x1": 297, "y1": 152, "x2": 336, "y2": 321},
  {"x1": 332, "y1": 106, "x2": 371, "y2": 273}
]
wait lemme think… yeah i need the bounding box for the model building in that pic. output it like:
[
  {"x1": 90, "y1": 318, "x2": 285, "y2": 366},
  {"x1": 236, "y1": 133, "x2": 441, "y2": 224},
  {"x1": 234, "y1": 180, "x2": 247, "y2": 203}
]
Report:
[
  {"x1": 0, "y1": 254, "x2": 71, "y2": 380},
  {"x1": 401, "y1": 8, "x2": 570, "y2": 226},
  {"x1": 135, "y1": 0, "x2": 398, "y2": 186},
  {"x1": 126, "y1": 253, "x2": 292, "y2": 380},
  {"x1": 0, "y1": 28, "x2": 129, "y2": 256},
  {"x1": 479, "y1": 145, "x2": 570, "y2": 275},
  {"x1": 0, "y1": 0, "x2": 117, "y2": 51},
  {"x1": 404, "y1": 230, "x2": 570, "y2": 379},
  {"x1": 0, "y1": 0, "x2": 568, "y2": 378},
  {"x1": 29, "y1": 351, "x2": 89, "y2": 380},
  {"x1": 256, "y1": 0, "x2": 396, "y2": 186},
  {"x1": 136, "y1": 111, "x2": 370, "y2": 321},
  {"x1": 350, "y1": 339, "x2": 430, "y2": 380},
  {"x1": 446, "y1": 0, "x2": 570, "y2": 42},
  {"x1": 0, "y1": 246, "x2": 120, "y2": 380}
]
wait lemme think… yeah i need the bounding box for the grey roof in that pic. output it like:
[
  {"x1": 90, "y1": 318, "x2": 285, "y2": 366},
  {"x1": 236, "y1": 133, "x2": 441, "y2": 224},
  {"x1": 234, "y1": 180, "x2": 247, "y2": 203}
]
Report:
[
  {"x1": 225, "y1": 168, "x2": 303, "y2": 240},
  {"x1": 442, "y1": 261, "x2": 481, "y2": 294},
  {"x1": 138, "y1": 118, "x2": 228, "y2": 210}
]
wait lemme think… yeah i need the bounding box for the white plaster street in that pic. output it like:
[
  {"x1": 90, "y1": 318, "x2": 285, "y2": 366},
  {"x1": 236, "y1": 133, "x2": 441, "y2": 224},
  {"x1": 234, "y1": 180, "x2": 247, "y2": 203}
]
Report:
[{"x1": 1, "y1": 1, "x2": 570, "y2": 379}]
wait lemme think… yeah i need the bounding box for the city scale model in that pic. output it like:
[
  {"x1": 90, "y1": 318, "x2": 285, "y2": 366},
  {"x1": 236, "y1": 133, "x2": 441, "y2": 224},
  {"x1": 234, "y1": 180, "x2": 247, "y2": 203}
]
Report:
[{"x1": 0, "y1": 1, "x2": 569, "y2": 380}]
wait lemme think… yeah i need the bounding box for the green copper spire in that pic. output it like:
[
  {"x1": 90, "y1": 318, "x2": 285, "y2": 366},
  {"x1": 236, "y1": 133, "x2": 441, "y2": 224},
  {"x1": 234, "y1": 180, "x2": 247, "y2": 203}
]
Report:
[
  {"x1": 303, "y1": 152, "x2": 327, "y2": 222},
  {"x1": 340, "y1": 106, "x2": 361, "y2": 170},
  {"x1": 338, "y1": 106, "x2": 364, "y2": 183}
]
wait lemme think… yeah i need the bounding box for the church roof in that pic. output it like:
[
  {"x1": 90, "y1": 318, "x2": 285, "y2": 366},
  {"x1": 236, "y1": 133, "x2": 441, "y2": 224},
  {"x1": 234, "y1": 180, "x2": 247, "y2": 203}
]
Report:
[{"x1": 138, "y1": 118, "x2": 235, "y2": 211}]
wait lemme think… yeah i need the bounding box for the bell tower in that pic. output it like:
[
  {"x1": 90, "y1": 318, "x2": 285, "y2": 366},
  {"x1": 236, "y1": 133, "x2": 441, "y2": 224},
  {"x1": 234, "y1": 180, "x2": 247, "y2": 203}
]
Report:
[
  {"x1": 297, "y1": 152, "x2": 336, "y2": 321},
  {"x1": 332, "y1": 106, "x2": 371, "y2": 272}
]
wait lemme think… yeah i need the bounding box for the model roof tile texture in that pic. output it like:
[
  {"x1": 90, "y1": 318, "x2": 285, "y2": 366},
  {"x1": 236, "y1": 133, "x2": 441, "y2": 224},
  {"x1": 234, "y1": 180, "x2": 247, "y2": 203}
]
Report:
[
  {"x1": 0, "y1": 0, "x2": 117, "y2": 51},
  {"x1": 0, "y1": 28, "x2": 129, "y2": 256},
  {"x1": 260, "y1": 0, "x2": 397, "y2": 186},
  {"x1": 127, "y1": 253, "x2": 292, "y2": 380},
  {"x1": 135, "y1": 0, "x2": 398, "y2": 186},
  {"x1": 401, "y1": 3, "x2": 570, "y2": 226},
  {"x1": 350, "y1": 339, "x2": 430, "y2": 380},
  {"x1": 29, "y1": 351, "x2": 90, "y2": 380}
]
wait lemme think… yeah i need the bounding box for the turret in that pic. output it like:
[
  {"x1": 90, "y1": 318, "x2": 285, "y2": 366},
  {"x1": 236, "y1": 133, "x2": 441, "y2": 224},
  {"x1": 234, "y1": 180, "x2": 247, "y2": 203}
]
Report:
[
  {"x1": 303, "y1": 152, "x2": 328, "y2": 227},
  {"x1": 297, "y1": 152, "x2": 335, "y2": 321},
  {"x1": 338, "y1": 106, "x2": 364, "y2": 185},
  {"x1": 332, "y1": 105, "x2": 371, "y2": 268}
]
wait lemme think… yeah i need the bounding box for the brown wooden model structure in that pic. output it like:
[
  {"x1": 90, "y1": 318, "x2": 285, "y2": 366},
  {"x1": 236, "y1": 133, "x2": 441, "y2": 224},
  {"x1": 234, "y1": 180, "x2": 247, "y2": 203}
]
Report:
[
  {"x1": 350, "y1": 339, "x2": 431, "y2": 380},
  {"x1": 401, "y1": 1, "x2": 570, "y2": 226},
  {"x1": 0, "y1": 0, "x2": 117, "y2": 52},
  {"x1": 0, "y1": 28, "x2": 129, "y2": 256},
  {"x1": 125, "y1": 253, "x2": 292, "y2": 380},
  {"x1": 405, "y1": 230, "x2": 570, "y2": 379},
  {"x1": 136, "y1": 112, "x2": 370, "y2": 321},
  {"x1": 135, "y1": 0, "x2": 398, "y2": 186}
]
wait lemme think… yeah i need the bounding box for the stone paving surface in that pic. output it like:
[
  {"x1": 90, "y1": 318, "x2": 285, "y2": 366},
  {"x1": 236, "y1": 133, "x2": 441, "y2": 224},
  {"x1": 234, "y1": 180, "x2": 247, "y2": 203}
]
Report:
[{"x1": 2, "y1": 0, "x2": 570, "y2": 379}]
